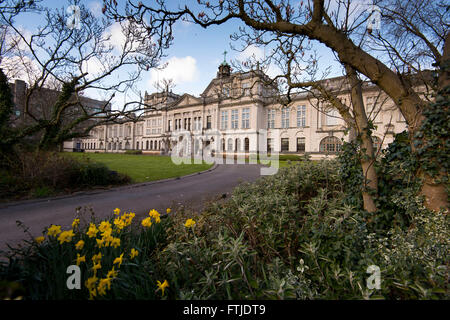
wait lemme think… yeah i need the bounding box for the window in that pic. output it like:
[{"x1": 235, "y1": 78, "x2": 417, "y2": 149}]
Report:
[
  {"x1": 281, "y1": 138, "x2": 289, "y2": 152},
  {"x1": 243, "y1": 82, "x2": 251, "y2": 96},
  {"x1": 297, "y1": 105, "x2": 306, "y2": 127},
  {"x1": 168, "y1": 120, "x2": 172, "y2": 132},
  {"x1": 325, "y1": 108, "x2": 340, "y2": 126},
  {"x1": 242, "y1": 108, "x2": 250, "y2": 129},
  {"x1": 223, "y1": 86, "x2": 230, "y2": 98},
  {"x1": 267, "y1": 109, "x2": 275, "y2": 129},
  {"x1": 372, "y1": 136, "x2": 382, "y2": 153},
  {"x1": 244, "y1": 138, "x2": 250, "y2": 152},
  {"x1": 319, "y1": 136, "x2": 342, "y2": 153},
  {"x1": 297, "y1": 137, "x2": 305, "y2": 152},
  {"x1": 221, "y1": 111, "x2": 228, "y2": 130},
  {"x1": 227, "y1": 138, "x2": 233, "y2": 151},
  {"x1": 281, "y1": 108, "x2": 290, "y2": 128},
  {"x1": 119, "y1": 125, "x2": 123, "y2": 137},
  {"x1": 206, "y1": 116, "x2": 212, "y2": 129},
  {"x1": 231, "y1": 110, "x2": 239, "y2": 129},
  {"x1": 366, "y1": 96, "x2": 375, "y2": 113},
  {"x1": 235, "y1": 138, "x2": 240, "y2": 152},
  {"x1": 267, "y1": 138, "x2": 273, "y2": 153}
]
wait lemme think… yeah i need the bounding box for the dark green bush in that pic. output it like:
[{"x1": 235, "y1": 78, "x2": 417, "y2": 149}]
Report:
[
  {"x1": 0, "y1": 151, "x2": 130, "y2": 201},
  {"x1": 124, "y1": 149, "x2": 143, "y2": 155}
]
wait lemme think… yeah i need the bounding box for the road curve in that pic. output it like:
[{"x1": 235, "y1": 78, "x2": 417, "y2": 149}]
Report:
[{"x1": 0, "y1": 164, "x2": 264, "y2": 252}]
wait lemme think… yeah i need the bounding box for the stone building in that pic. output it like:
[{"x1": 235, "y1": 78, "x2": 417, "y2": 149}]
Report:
[
  {"x1": 8, "y1": 79, "x2": 110, "y2": 150},
  {"x1": 78, "y1": 61, "x2": 416, "y2": 159}
]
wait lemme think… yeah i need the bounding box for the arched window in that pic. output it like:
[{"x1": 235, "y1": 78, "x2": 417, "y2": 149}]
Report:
[
  {"x1": 150, "y1": 141, "x2": 153, "y2": 150},
  {"x1": 244, "y1": 138, "x2": 250, "y2": 152},
  {"x1": 319, "y1": 136, "x2": 342, "y2": 153},
  {"x1": 146, "y1": 140, "x2": 149, "y2": 150},
  {"x1": 235, "y1": 138, "x2": 240, "y2": 152},
  {"x1": 227, "y1": 138, "x2": 233, "y2": 151},
  {"x1": 136, "y1": 141, "x2": 139, "y2": 150}
]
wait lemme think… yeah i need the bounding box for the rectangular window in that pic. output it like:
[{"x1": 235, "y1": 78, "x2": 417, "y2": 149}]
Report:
[
  {"x1": 281, "y1": 138, "x2": 289, "y2": 152},
  {"x1": 231, "y1": 109, "x2": 239, "y2": 129},
  {"x1": 243, "y1": 82, "x2": 250, "y2": 96},
  {"x1": 242, "y1": 108, "x2": 250, "y2": 129},
  {"x1": 297, "y1": 137, "x2": 305, "y2": 152},
  {"x1": 297, "y1": 105, "x2": 306, "y2": 127},
  {"x1": 267, "y1": 109, "x2": 275, "y2": 129},
  {"x1": 267, "y1": 138, "x2": 273, "y2": 153},
  {"x1": 221, "y1": 111, "x2": 228, "y2": 130},
  {"x1": 326, "y1": 108, "x2": 339, "y2": 126},
  {"x1": 119, "y1": 125, "x2": 123, "y2": 137},
  {"x1": 206, "y1": 116, "x2": 212, "y2": 129},
  {"x1": 168, "y1": 120, "x2": 172, "y2": 132},
  {"x1": 281, "y1": 108, "x2": 290, "y2": 128}
]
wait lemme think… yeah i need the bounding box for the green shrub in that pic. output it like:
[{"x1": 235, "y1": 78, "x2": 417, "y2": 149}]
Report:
[{"x1": 1, "y1": 160, "x2": 447, "y2": 300}]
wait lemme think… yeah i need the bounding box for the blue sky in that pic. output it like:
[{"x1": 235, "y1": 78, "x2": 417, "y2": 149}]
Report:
[{"x1": 9, "y1": 0, "x2": 343, "y2": 108}]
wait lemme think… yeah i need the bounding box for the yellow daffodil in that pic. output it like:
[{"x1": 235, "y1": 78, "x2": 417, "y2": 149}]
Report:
[
  {"x1": 97, "y1": 277, "x2": 112, "y2": 296},
  {"x1": 92, "y1": 262, "x2": 102, "y2": 273},
  {"x1": 34, "y1": 236, "x2": 45, "y2": 244},
  {"x1": 92, "y1": 252, "x2": 102, "y2": 264},
  {"x1": 130, "y1": 248, "x2": 139, "y2": 259},
  {"x1": 156, "y1": 280, "x2": 169, "y2": 296},
  {"x1": 107, "y1": 267, "x2": 119, "y2": 279},
  {"x1": 149, "y1": 210, "x2": 161, "y2": 222},
  {"x1": 113, "y1": 253, "x2": 124, "y2": 267},
  {"x1": 85, "y1": 276, "x2": 98, "y2": 300},
  {"x1": 113, "y1": 208, "x2": 120, "y2": 215},
  {"x1": 96, "y1": 238, "x2": 105, "y2": 248},
  {"x1": 166, "y1": 208, "x2": 171, "y2": 214},
  {"x1": 110, "y1": 237, "x2": 121, "y2": 248},
  {"x1": 113, "y1": 217, "x2": 126, "y2": 231},
  {"x1": 184, "y1": 218, "x2": 196, "y2": 228},
  {"x1": 75, "y1": 240, "x2": 85, "y2": 250},
  {"x1": 76, "y1": 254, "x2": 86, "y2": 266},
  {"x1": 86, "y1": 223, "x2": 98, "y2": 238},
  {"x1": 141, "y1": 217, "x2": 152, "y2": 228},
  {"x1": 72, "y1": 218, "x2": 80, "y2": 229},
  {"x1": 98, "y1": 221, "x2": 112, "y2": 233},
  {"x1": 57, "y1": 230, "x2": 75, "y2": 244},
  {"x1": 47, "y1": 225, "x2": 61, "y2": 237},
  {"x1": 85, "y1": 276, "x2": 98, "y2": 291}
]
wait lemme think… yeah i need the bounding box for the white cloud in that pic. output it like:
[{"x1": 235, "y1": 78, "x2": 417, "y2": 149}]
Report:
[
  {"x1": 238, "y1": 45, "x2": 265, "y2": 61},
  {"x1": 88, "y1": 1, "x2": 103, "y2": 18},
  {"x1": 148, "y1": 56, "x2": 199, "y2": 88}
]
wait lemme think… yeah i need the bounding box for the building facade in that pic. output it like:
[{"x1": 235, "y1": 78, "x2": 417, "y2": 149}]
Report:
[{"x1": 78, "y1": 62, "x2": 412, "y2": 159}]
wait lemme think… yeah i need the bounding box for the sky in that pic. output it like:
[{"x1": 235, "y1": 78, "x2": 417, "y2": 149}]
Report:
[{"x1": 6, "y1": 0, "x2": 346, "y2": 109}]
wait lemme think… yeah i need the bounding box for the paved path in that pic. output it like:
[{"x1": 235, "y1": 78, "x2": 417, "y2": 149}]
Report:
[{"x1": 0, "y1": 164, "x2": 264, "y2": 252}]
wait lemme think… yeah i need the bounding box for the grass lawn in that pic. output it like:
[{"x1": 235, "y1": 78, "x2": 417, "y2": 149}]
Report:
[{"x1": 64, "y1": 152, "x2": 214, "y2": 183}]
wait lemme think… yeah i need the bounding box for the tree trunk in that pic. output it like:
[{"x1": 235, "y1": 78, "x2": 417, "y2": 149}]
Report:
[
  {"x1": 418, "y1": 33, "x2": 450, "y2": 212},
  {"x1": 345, "y1": 65, "x2": 378, "y2": 213}
]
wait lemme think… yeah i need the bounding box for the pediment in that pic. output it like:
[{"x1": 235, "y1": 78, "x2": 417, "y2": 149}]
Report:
[{"x1": 172, "y1": 94, "x2": 202, "y2": 108}]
